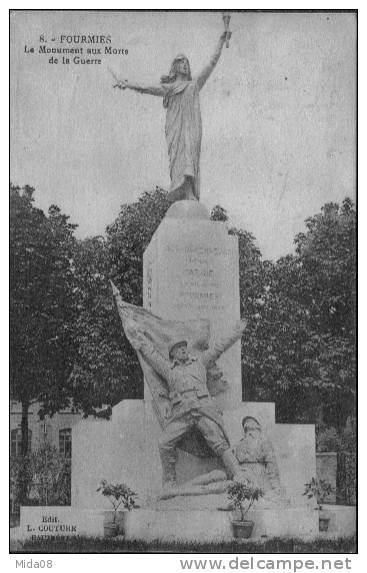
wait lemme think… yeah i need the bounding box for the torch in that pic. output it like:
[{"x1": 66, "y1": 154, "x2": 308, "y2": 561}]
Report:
[
  {"x1": 108, "y1": 66, "x2": 127, "y2": 89},
  {"x1": 222, "y1": 12, "x2": 231, "y2": 48}
]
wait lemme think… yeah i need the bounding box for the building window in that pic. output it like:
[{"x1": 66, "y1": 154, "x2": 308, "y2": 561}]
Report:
[
  {"x1": 10, "y1": 429, "x2": 32, "y2": 457},
  {"x1": 59, "y1": 428, "x2": 72, "y2": 457}
]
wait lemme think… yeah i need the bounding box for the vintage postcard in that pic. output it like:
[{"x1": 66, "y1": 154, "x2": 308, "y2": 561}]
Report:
[{"x1": 10, "y1": 10, "x2": 356, "y2": 555}]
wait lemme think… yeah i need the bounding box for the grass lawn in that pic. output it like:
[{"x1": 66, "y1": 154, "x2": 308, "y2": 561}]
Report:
[{"x1": 11, "y1": 535, "x2": 356, "y2": 554}]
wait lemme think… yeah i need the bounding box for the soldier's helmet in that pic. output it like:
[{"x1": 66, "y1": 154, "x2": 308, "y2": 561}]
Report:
[
  {"x1": 242, "y1": 416, "x2": 261, "y2": 432},
  {"x1": 168, "y1": 339, "x2": 188, "y2": 360}
]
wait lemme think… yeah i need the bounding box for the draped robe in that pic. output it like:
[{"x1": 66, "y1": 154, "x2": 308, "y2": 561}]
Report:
[{"x1": 163, "y1": 80, "x2": 202, "y2": 201}]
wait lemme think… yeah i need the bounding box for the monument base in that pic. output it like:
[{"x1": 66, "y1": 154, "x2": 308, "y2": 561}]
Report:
[
  {"x1": 17, "y1": 505, "x2": 355, "y2": 543},
  {"x1": 117, "y1": 508, "x2": 319, "y2": 542}
]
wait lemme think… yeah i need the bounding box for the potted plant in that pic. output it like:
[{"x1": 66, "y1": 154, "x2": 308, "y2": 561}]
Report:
[
  {"x1": 303, "y1": 477, "x2": 334, "y2": 532},
  {"x1": 97, "y1": 479, "x2": 137, "y2": 538},
  {"x1": 226, "y1": 480, "x2": 264, "y2": 539}
]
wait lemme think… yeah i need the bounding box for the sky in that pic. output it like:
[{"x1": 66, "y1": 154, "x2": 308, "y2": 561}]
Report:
[{"x1": 10, "y1": 10, "x2": 356, "y2": 260}]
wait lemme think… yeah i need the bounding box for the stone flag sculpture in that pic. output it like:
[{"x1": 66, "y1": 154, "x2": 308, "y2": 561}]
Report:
[{"x1": 111, "y1": 281, "x2": 229, "y2": 457}]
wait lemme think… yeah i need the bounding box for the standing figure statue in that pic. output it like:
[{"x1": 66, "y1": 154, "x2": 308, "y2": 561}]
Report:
[
  {"x1": 113, "y1": 29, "x2": 231, "y2": 202},
  {"x1": 125, "y1": 318, "x2": 246, "y2": 494}
]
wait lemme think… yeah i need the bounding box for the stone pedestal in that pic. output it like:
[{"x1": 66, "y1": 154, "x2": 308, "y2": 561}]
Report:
[
  {"x1": 18, "y1": 504, "x2": 356, "y2": 542},
  {"x1": 143, "y1": 201, "x2": 241, "y2": 483},
  {"x1": 123, "y1": 508, "x2": 319, "y2": 542}
]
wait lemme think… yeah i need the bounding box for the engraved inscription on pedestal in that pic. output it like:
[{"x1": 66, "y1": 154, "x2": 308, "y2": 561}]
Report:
[{"x1": 165, "y1": 243, "x2": 232, "y2": 315}]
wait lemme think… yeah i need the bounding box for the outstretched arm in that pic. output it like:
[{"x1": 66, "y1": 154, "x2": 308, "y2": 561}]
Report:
[
  {"x1": 201, "y1": 318, "x2": 247, "y2": 368},
  {"x1": 195, "y1": 32, "x2": 230, "y2": 91},
  {"x1": 114, "y1": 79, "x2": 165, "y2": 97}
]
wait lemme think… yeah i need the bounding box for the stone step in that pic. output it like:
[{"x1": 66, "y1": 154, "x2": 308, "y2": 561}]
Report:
[
  {"x1": 19, "y1": 505, "x2": 355, "y2": 542},
  {"x1": 124, "y1": 508, "x2": 319, "y2": 542}
]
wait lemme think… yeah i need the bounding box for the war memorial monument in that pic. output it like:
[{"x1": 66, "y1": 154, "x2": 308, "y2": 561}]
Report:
[
  {"x1": 18, "y1": 13, "x2": 355, "y2": 544},
  {"x1": 69, "y1": 16, "x2": 320, "y2": 541}
]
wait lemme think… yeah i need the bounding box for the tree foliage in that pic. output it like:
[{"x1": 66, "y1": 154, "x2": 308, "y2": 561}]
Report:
[
  {"x1": 97, "y1": 479, "x2": 137, "y2": 513},
  {"x1": 70, "y1": 235, "x2": 141, "y2": 413},
  {"x1": 10, "y1": 184, "x2": 78, "y2": 502},
  {"x1": 10, "y1": 186, "x2": 77, "y2": 412},
  {"x1": 10, "y1": 185, "x2": 78, "y2": 456},
  {"x1": 241, "y1": 199, "x2": 356, "y2": 426},
  {"x1": 10, "y1": 445, "x2": 71, "y2": 509},
  {"x1": 226, "y1": 480, "x2": 264, "y2": 521},
  {"x1": 68, "y1": 187, "x2": 171, "y2": 409},
  {"x1": 107, "y1": 186, "x2": 171, "y2": 304}
]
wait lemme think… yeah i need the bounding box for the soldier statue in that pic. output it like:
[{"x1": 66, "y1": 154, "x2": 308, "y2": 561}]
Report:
[{"x1": 125, "y1": 319, "x2": 246, "y2": 493}]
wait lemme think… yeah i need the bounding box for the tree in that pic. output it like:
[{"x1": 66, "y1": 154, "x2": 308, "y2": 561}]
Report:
[
  {"x1": 295, "y1": 199, "x2": 356, "y2": 338},
  {"x1": 294, "y1": 198, "x2": 356, "y2": 426},
  {"x1": 106, "y1": 187, "x2": 171, "y2": 397},
  {"x1": 68, "y1": 187, "x2": 171, "y2": 408},
  {"x1": 10, "y1": 445, "x2": 71, "y2": 510},
  {"x1": 210, "y1": 205, "x2": 264, "y2": 320},
  {"x1": 10, "y1": 184, "x2": 77, "y2": 502},
  {"x1": 241, "y1": 254, "x2": 323, "y2": 421},
  {"x1": 70, "y1": 236, "x2": 142, "y2": 413},
  {"x1": 107, "y1": 186, "x2": 171, "y2": 305},
  {"x1": 241, "y1": 198, "x2": 356, "y2": 427}
]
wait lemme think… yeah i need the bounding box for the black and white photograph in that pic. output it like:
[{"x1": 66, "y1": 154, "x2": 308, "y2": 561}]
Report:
[{"x1": 9, "y1": 9, "x2": 357, "y2": 555}]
